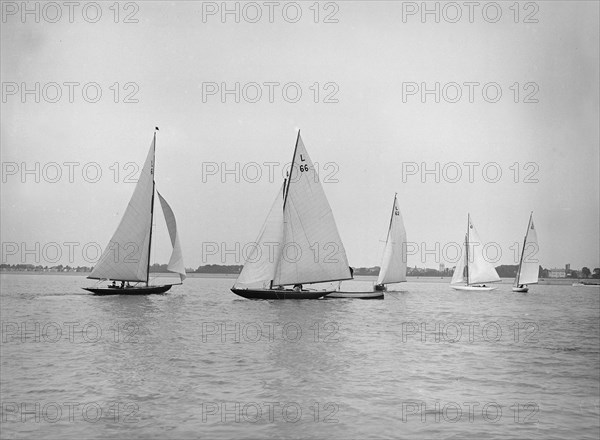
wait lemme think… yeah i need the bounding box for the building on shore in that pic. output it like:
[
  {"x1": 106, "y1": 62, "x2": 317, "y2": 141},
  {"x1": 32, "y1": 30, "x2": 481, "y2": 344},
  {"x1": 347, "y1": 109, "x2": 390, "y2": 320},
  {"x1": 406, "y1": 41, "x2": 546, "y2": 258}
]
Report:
[{"x1": 548, "y1": 268, "x2": 566, "y2": 278}]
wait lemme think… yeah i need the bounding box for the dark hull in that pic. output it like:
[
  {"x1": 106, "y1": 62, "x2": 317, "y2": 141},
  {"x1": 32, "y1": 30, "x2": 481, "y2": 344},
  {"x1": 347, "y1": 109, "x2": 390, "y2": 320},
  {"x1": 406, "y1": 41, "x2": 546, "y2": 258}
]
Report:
[
  {"x1": 83, "y1": 284, "x2": 173, "y2": 296},
  {"x1": 231, "y1": 288, "x2": 332, "y2": 300}
]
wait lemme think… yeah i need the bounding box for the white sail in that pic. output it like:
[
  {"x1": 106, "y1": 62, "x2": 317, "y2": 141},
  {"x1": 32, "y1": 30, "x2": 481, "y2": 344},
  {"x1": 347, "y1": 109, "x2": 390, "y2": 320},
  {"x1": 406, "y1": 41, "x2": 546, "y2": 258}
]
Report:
[
  {"x1": 89, "y1": 137, "x2": 155, "y2": 282},
  {"x1": 377, "y1": 195, "x2": 407, "y2": 285},
  {"x1": 450, "y1": 236, "x2": 467, "y2": 285},
  {"x1": 236, "y1": 184, "x2": 285, "y2": 285},
  {"x1": 516, "y1": 214, "x2": 539, "y2": 285},
  {"x1": 157, "y1": 190, "x2": 186, "y2": 282},
  {"x1": 467, "y1": 216, "x2": 501, "y2": 284},
  {"x1": 273, "y1": 133, "x2": 352, "y2": 286}
]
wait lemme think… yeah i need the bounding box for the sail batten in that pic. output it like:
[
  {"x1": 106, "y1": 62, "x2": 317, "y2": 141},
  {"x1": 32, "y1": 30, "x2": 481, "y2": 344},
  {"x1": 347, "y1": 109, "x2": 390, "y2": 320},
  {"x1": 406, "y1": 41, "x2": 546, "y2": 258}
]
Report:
[{"x1": 377, "y1": 195, "x2": 407, "y2": 285}]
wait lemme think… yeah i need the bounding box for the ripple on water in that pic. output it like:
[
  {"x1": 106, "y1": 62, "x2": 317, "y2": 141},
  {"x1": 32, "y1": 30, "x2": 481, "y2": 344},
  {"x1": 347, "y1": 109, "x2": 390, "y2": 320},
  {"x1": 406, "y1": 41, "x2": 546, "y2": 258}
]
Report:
[{"x1": 0, "y1": 275, "x2": 598, "y2": 439}]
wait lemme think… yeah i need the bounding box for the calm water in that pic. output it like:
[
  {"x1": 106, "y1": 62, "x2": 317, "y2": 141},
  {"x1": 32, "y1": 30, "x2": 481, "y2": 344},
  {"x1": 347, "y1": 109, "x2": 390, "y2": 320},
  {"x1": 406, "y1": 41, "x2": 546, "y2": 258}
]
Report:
[{"x1": 1, "y1": 274, "x2": 599, "y2": 439}]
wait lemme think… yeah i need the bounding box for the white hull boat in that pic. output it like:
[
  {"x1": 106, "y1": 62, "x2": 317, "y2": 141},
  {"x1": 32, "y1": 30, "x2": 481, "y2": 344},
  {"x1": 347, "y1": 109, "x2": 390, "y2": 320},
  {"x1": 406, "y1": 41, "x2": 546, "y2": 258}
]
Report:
[
  {"x1": 450, "y1": 214, "x2": 501, "y2": 291},
  {"x1": 512, "y1": 212, "x2": 538, "y2": 293},
  {"x1": 452, "y1": 285, "x2": 498, "y2": 292}
]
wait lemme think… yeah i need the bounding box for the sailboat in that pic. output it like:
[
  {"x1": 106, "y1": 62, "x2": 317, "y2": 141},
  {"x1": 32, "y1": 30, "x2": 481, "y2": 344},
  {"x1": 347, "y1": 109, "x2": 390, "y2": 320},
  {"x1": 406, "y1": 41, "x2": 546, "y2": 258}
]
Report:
[
  {"x1": 230, "y1": 131, "x2": 352, "y2": 300},
  {"x1": 450, "y1": 214, "x2": 500, "y2": 291},
  {"x1": 83, "y1": 129, "x2": 186, "y2": 295},
  {"x1": 512, "y1": 212, "x2": 538, "y2": 292},
  {"x1": 328, "y1": 193, "x2": 407, "y2": 299}
]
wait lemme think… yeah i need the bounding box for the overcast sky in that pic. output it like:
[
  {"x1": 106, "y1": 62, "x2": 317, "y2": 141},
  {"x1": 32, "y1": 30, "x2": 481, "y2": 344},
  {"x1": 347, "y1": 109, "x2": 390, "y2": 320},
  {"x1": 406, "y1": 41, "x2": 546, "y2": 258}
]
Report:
[{"x1": 1, "y1": 1, "x2": 598, "y2": 270}]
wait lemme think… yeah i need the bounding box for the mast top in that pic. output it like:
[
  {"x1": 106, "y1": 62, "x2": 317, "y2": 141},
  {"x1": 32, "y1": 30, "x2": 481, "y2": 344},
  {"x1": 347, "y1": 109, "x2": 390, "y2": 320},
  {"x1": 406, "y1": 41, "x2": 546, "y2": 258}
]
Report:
[{"x1": 283, "y1": 130, "x2": 302, "y2": 209}]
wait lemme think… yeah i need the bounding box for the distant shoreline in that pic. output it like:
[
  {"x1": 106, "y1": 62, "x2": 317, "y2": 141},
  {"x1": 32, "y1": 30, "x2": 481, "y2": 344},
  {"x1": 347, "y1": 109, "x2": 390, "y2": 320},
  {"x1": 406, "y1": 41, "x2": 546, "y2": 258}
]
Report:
[
  {"x1": 0, "y1": 271, "x2": 237, "y2": 279},
  {"x1": 1, "y1": 271, "x2": 598, "y2": 286}
]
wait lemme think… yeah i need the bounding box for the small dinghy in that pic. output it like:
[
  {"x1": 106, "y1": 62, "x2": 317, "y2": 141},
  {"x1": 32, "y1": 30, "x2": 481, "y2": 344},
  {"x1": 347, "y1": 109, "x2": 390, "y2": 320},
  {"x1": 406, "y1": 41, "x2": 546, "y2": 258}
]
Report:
[
  {"x1": 512, "y1": 212, "x2": 539, "y2": 293},
  {"x1": 450, "y1": 214, "x2": 500, "y2": 292}
]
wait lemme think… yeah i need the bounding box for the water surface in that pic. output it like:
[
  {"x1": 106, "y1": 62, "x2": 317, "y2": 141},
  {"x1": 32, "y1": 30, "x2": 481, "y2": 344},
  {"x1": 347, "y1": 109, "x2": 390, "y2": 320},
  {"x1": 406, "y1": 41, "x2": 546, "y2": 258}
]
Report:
[{"x1": 1, "y1": 274, "x2": 599, "y2": 439}]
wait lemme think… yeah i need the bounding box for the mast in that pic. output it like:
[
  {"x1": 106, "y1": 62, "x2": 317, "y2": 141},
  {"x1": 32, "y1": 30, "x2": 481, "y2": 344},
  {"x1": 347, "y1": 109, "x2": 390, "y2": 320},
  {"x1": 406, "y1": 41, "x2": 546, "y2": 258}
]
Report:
[
  {"x1": 283, "y1": 130, "x2": 301, "y2": 209},
  {"x1": 515, "y1": 211, "x2": 533, "y2": 286},
  {"x1": 146, "y1": 129, "x2": 157, "y2": 285},
  {"x1": 273, "y1": 129, "x2": 298, "y2": 288},
  {"x1": 386, "y1": 193, "x2": 397, "y2": 240},
  {"x1": 465, "y1": 214, "x2": 470, "y2": 285},
  {"x1": 269, "y1": 130, "x2": 299, "y2": 288}
]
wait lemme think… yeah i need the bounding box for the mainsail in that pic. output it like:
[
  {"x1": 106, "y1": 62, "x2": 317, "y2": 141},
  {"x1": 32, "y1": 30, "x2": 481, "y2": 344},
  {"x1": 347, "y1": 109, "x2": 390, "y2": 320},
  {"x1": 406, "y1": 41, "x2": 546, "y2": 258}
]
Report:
[
  {"x1": 515, "y1": 213, "x2": 539, "y2": 286},
  {"x1": 157, "y1": 190, "x2": 186, "y2": 282},
  {"x1": 466, "y1": 215, "x2": 501, "y2": 285},
  {"x1": 89, "y1": 137, "x2": 155, "y2": 282},
  {"x1": 273, "y1": 133, "x2": 352, "y2": 286},
  {"x1": 235, "y1": 184, "x2": 285, "y2": 285},
  {"x1": 376, "y1": 194, "x2": 407, "y2": 285}
]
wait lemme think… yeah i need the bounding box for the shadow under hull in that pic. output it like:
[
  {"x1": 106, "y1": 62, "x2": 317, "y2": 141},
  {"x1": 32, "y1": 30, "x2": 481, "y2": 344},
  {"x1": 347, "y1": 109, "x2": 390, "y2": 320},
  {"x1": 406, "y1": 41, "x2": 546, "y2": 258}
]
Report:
[{"x1": 326, "y1": 291, "x2": 384, "y2": 299}]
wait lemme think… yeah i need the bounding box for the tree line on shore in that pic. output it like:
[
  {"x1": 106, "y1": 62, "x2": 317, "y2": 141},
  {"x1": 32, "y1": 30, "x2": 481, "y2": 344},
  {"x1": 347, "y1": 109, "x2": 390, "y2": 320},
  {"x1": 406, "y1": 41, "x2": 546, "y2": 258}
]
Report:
[{"x1": 3, "y1": 263, "x2": 600, "y2": 279}]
